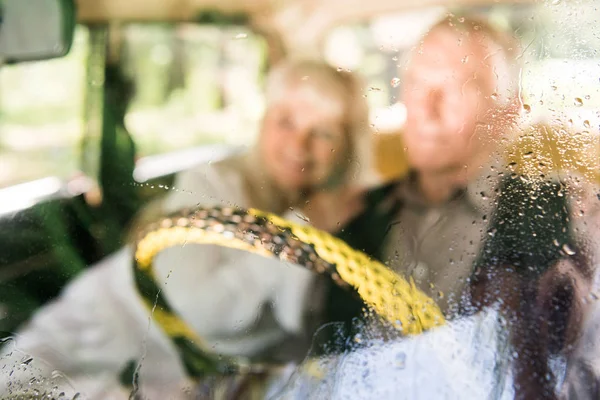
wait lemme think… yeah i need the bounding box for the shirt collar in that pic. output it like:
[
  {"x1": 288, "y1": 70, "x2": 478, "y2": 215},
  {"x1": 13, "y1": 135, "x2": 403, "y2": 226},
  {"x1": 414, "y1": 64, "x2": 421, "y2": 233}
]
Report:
[{"x1": 398, "y1": 154, "x2": 506, "y2": 217}]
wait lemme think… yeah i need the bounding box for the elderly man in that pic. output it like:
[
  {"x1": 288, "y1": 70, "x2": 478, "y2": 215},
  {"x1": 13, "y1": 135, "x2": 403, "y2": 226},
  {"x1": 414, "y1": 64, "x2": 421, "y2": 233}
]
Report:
[
  {"x1": 294, "y1": 15, "x2": 600, "y2": 400},
  {"x1": 377, "y1": 15, "x2": 600, "y2": 400}
]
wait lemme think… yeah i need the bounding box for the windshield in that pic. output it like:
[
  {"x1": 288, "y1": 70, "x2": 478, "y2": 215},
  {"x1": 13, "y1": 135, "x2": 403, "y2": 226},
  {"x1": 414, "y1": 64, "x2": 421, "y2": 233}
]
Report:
[{"x1": 0, "y1": 1, "x2": 598, "y2": 399}]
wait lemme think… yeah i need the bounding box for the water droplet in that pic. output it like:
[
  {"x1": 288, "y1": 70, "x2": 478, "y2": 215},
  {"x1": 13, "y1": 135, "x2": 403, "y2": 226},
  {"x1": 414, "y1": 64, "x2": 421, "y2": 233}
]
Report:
[
  {"x1": 523, "y1": 151, "x2": 534, "y2": 159},
  {"x1": 368, "y1": 87, "x2": 382, "y2": 92},
  {"x1": 551, "y1": 0, "x2": 562, "y2": 4},
  {"x1": 295, "y1": 213, "x2": 310, "y2": 223},
  {"x1": 562, "y1": 243, "x2": 576, "y2": 256},
  {"x1": 585, "y1": 95, "x2": 591, "y2": 100},
  {"x1": 21, "y1": 357, "x2": 33, "y2": 365},
  {"x1": 390, "y1": 77, "x2": 401, "y2": 88},
  {"x1": 523, "y1": 104, "x2": 531, "y2": 113},
  {"x1": 461, "y1": 55, "x2": 469, "y2": 64},
  {"x1": 0, "y1": 336, "x2": 13, "y2": 345},
  {"x1": 583, "y1": 120, "x2": 591, "y2": 128},
  {"x1": 574, "y1": 98, "x2": 583, "y2": 107},
  {"x1": 51, "y1": 370, "x2": 66, "y2": 380},
  {"x1": 551, "y1": 85, "x2": 558, "y2": 91},
  {"x1": 395, "y1": 352, "x2": 407, "y2": 369},
  {"x1": 234, "y1": 33, "x2": 248, "y2": 40}
]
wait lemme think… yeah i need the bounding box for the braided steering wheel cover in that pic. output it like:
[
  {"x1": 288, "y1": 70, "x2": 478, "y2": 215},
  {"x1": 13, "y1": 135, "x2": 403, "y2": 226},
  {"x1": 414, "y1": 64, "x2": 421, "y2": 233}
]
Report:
[{"x1": 133, "y1": 206, "x2": 445, "y2": 376}]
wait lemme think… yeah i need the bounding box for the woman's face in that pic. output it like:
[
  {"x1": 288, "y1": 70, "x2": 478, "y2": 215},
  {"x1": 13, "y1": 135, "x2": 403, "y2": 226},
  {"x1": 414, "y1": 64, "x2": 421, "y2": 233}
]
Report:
[{"x1": 260, "y1": 86, "x2": 349, "y2": 192}]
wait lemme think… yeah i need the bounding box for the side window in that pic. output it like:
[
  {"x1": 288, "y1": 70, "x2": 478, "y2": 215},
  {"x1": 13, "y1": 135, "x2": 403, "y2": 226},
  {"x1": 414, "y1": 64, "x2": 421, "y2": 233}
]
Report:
[
  {"x1": 0, "y1": 26, "x2": 89, "y2": 189},
  {"x1": 120, "y1": 23, "x2": 268, "y2": 158}
]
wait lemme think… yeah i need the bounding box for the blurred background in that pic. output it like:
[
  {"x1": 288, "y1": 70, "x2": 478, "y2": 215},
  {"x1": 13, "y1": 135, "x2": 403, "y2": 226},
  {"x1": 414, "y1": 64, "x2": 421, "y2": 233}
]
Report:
[{"x1": 0, "y1": 0, "x2": 598, "y2": 337}]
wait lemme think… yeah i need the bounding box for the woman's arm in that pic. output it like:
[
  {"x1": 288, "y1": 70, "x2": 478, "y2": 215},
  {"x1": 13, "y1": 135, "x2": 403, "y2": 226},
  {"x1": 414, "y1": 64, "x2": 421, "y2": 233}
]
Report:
[
  {"x1": 0, "y1": 249, "x2": 189, "y2": 398},
  {"x1": 152, "y1": 163, "x2": 315, "y2": 345}
]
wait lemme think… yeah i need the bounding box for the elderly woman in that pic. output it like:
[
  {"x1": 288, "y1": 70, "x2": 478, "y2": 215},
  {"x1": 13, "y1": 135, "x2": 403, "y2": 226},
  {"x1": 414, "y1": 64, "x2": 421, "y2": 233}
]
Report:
[{"x1": 0, "y1": 59, "x2": 377, "y2": 399}]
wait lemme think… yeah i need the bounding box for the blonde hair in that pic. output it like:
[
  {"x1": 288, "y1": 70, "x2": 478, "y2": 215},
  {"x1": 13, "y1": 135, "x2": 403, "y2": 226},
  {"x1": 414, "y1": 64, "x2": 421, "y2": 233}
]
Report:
[
  {"x1": 263, "y1": 59, "x2": 379, "y2": 187},
  {"x1": 425, "y1": 14, "x2": 521, "y2": 107}
]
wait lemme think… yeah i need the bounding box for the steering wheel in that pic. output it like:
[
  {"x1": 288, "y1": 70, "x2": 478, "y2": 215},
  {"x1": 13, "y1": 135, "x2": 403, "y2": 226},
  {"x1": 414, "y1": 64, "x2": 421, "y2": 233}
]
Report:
[{"x1": 132, "y1": 206, "x2": 445, "y2": 378}]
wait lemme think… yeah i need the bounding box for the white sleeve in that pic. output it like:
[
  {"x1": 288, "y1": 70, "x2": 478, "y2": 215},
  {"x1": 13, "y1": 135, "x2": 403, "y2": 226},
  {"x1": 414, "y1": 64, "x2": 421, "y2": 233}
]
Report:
[
  {"x1": 154, "y1": 209, "x2": 315, "y2": 338},
  {"x1": 154, "y1": 245, "x2": 280, "y2": 336},
  {"x1": 162, "y1": 163, "x2": 243, "y2": 213},
  {"x1": 271, "y1": 210, "x2": 316, "y2": 334},
  {"x1": 154, "y1": 163, "x2": 278, "y2": 337},
  {"x1": 0, "y1": 249, "x2": 188, "y2": 399},
  {"x1": 153, "y1": 165, "x2": 315, "y2": 338}
]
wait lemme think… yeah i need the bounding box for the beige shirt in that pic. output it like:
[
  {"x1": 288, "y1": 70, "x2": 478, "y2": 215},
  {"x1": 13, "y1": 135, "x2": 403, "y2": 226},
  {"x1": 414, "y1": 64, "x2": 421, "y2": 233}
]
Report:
[
  {"x1": 383, "y1": 163, "x2": 502, "y2": 315},
  {"x1": 384, "y1": 155, "x2": 600, "y2": 316}
]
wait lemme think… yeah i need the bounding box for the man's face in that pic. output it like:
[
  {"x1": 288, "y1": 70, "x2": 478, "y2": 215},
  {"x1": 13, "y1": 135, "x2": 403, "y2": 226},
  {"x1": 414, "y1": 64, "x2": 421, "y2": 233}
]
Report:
[
  {"x1": 402, "y1": 29, "x2": 499, "y2": 173},
  {"x1": 260, "y1": 86, "x2": 348, "y2": 192}
]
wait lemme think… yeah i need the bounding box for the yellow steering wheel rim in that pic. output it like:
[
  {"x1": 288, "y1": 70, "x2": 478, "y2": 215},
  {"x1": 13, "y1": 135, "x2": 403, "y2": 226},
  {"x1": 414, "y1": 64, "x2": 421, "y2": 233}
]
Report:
[{"x1": 132, "y1": 206, "x2": 445, "y2": 376}]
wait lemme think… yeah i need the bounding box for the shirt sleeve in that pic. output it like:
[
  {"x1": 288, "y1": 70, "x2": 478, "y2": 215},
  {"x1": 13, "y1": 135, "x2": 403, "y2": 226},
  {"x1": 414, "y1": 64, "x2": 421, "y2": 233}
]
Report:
[
  {"x1": 153, "y1": 164, "x2": 314, "y2": 340},
  {"x1": 0, "y1": 248, "x2": 189, "y2": 398}
]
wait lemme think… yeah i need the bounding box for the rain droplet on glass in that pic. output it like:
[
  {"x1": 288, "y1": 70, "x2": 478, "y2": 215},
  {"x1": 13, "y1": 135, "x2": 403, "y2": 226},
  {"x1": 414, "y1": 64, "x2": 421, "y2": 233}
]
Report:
[
  {"x1": 562, "y1": 243, "x2": 576, "y2": 256},
  {"x1": 395, "y1": 352, "x2": 407, "y2": 369},
  {"x1": 21, "y1": 357, "x2": 34, "y2": 366}
]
